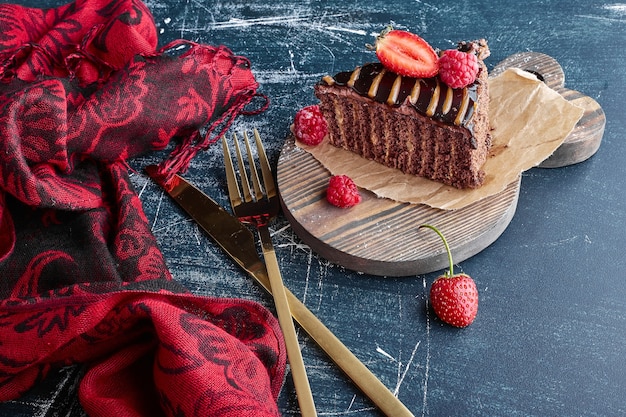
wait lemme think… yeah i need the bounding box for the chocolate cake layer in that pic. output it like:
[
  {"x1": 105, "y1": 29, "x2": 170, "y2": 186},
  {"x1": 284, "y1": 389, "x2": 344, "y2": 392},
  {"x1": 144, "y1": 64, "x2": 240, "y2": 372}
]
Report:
[{"x1": 314, "y1": 44, "x2": 491, "y2": 189}]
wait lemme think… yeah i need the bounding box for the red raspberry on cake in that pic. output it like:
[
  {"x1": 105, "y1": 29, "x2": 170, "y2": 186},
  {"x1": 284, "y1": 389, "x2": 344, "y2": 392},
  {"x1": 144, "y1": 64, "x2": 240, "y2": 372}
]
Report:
[
  {"x1": 438, "y1": 49, "x2": 479, "y2": 89},
  {"x1": 326, "y1": 175, "x2": 361, "y2": 208},
  {"x1": 293, "y1": 105, "x2": 327, "y2": 146}
]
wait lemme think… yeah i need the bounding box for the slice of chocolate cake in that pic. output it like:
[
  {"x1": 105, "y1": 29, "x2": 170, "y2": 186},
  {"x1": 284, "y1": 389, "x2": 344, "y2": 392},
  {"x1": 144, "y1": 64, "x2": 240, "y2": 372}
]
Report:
[{"x1": 314, "y1": 40, "x2": 491, "y2": 189}]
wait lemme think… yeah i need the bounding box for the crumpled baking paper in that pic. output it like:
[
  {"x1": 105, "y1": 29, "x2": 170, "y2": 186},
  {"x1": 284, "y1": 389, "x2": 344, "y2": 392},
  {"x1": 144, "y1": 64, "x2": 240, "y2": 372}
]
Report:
[{"x1": 298, "y1": 68, "x2": 585, "y2": 210}]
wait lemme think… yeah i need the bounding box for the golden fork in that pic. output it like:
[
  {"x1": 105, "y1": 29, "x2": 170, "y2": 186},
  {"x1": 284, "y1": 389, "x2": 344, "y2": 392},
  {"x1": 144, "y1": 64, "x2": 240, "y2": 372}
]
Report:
[{"x1": 222, "y1": 129, "x2": 317, "y2": 417}]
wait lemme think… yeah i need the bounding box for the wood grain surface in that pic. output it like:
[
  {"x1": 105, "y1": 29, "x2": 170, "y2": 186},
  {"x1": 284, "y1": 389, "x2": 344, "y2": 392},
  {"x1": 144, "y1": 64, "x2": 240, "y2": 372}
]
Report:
[{"x1": 278, "y1": 137, "x2": 520, "y2": 276}]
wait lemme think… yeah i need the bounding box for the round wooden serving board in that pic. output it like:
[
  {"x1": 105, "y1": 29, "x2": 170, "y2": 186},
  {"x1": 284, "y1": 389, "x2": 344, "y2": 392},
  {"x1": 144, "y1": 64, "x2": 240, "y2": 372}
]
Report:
[{"x1": 277, "y1": 137, "x2": 520, "y2": 277}]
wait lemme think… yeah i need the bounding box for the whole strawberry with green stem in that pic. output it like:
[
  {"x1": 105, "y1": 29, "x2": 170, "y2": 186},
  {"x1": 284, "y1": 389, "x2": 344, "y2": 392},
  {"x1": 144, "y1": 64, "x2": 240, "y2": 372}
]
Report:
[{"x1": 420, "y1": 224, "x2": 478, "y2": 327}]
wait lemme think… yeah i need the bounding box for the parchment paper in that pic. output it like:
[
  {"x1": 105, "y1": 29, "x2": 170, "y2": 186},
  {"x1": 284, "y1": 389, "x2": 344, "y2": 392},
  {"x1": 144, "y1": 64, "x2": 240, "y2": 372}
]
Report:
[{"x1": 297, "y1": 68, "x2": 585, "y2": 210}]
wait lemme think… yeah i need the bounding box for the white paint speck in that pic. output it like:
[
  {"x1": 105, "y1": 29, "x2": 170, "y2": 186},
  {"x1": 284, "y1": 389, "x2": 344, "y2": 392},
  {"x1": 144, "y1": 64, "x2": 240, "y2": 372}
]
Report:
[
  {"x1": 376, "y1": 345, "x2": 397, "y2": 362},
  {"x1": 603, "y1": 3, "x2": 626, "y2": 14}
]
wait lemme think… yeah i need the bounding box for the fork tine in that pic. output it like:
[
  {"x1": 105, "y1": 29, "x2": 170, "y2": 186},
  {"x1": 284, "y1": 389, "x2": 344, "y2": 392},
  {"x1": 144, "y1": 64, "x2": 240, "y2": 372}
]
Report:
[
  {"x1": 252, "y1": 128, "x2": 277, "y2": 199},
  {"x1": 233, "y1": 132, "x2": 253, "y2": 203},
  {"x1": 243, "y1": 131, "x2": 264, "y2": 200},
  {"x1": 221, "y1": 135, "x2": 243, "y2": 208}
]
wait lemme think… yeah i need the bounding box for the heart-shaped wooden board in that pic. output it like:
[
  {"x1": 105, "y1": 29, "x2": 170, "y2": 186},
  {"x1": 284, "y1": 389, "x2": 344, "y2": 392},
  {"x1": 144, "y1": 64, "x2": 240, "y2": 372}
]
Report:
[{"x1": 491, "y1": 52, "x2": 605, "y2": 167}]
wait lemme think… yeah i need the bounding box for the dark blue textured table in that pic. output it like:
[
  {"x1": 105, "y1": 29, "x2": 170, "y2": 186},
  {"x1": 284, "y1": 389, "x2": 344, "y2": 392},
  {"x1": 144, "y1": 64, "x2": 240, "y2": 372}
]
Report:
[{"x1": 2, "y1": 1, "x2": 626, "y2": 416}]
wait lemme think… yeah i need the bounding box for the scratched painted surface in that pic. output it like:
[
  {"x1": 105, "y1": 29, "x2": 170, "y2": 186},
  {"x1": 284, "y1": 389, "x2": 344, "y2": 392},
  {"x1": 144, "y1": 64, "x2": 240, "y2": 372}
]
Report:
[{"x1": 2, "y1": 0, "x2": 626, "y2": 416}]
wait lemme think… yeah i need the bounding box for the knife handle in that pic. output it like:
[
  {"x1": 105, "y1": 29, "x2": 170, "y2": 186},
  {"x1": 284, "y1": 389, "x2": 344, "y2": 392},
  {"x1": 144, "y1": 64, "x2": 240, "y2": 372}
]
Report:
[
  {"x1": 248, "y1": 266, "x2": 414, "y2": 417},
  {"x1": 287, "y1": 288, "x2": 414, "y2": 417}
]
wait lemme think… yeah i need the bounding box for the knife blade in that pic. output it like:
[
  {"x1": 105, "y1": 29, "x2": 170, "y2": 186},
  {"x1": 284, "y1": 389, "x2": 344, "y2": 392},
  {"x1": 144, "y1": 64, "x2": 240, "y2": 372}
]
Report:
[{"x1": 145, "y1": 165, "x2": 414, "y2": 417}]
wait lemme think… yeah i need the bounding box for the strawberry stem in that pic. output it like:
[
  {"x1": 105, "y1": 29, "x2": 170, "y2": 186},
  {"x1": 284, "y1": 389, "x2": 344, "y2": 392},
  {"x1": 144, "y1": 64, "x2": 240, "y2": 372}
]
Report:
[
  {"x1": 366, "y1": 25, "x2": 393, "y2": 51},
  {"x1": 420, "y1": 224, "x2": 454, "y2": 277}
]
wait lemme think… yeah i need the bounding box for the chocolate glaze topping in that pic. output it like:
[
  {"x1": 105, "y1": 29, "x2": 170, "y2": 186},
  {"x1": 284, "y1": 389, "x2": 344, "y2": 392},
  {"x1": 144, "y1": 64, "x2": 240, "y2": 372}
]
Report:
[{"x1": 321, "y1": 62, "x2": 480, "y2": 128}]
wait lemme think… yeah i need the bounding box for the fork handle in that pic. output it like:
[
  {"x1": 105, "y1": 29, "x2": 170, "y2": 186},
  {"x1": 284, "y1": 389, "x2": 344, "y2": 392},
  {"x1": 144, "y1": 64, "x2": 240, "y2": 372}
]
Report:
[
  {"x1": 253, "y1": 231, "x2": 414, "y2": 417},
  {"x1": 259, "y1": 226, "x2": 317, "y2": 417},
  {"x1": 286, "y1": 290, "x2": 415, "y2": 417}
]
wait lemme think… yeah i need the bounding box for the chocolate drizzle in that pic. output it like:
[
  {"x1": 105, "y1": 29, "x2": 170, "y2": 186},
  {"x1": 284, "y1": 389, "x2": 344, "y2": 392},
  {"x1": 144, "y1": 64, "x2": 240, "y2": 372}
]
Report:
[{"x1": 322, "y1": 63, "x2": 479, "y2": 128}]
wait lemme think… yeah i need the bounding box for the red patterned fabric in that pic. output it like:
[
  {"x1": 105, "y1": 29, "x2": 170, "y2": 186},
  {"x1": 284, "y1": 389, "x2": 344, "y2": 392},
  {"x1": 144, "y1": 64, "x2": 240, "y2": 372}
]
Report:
[{"x1": 0, "y1": 1, "x2": 285, "y2": 416}]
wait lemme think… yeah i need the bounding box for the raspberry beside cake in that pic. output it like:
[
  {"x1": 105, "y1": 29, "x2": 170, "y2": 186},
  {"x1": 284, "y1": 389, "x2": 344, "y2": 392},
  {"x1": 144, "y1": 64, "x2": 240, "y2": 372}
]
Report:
[{"x1": 314, "y1": 38, "x2": 491, "y2": 189}]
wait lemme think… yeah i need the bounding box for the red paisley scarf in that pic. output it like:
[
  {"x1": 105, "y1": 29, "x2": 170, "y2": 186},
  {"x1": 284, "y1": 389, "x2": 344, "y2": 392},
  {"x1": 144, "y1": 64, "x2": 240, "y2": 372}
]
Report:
[{"x1": 0, "y1": 1, "x2": 286, "y2": 416}]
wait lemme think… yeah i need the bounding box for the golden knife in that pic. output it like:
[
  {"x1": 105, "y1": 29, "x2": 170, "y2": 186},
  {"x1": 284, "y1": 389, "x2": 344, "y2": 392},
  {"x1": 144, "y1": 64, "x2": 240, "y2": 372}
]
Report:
[{"x1": 145, "y1": 165, "x2": 414, "y2": 417}]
